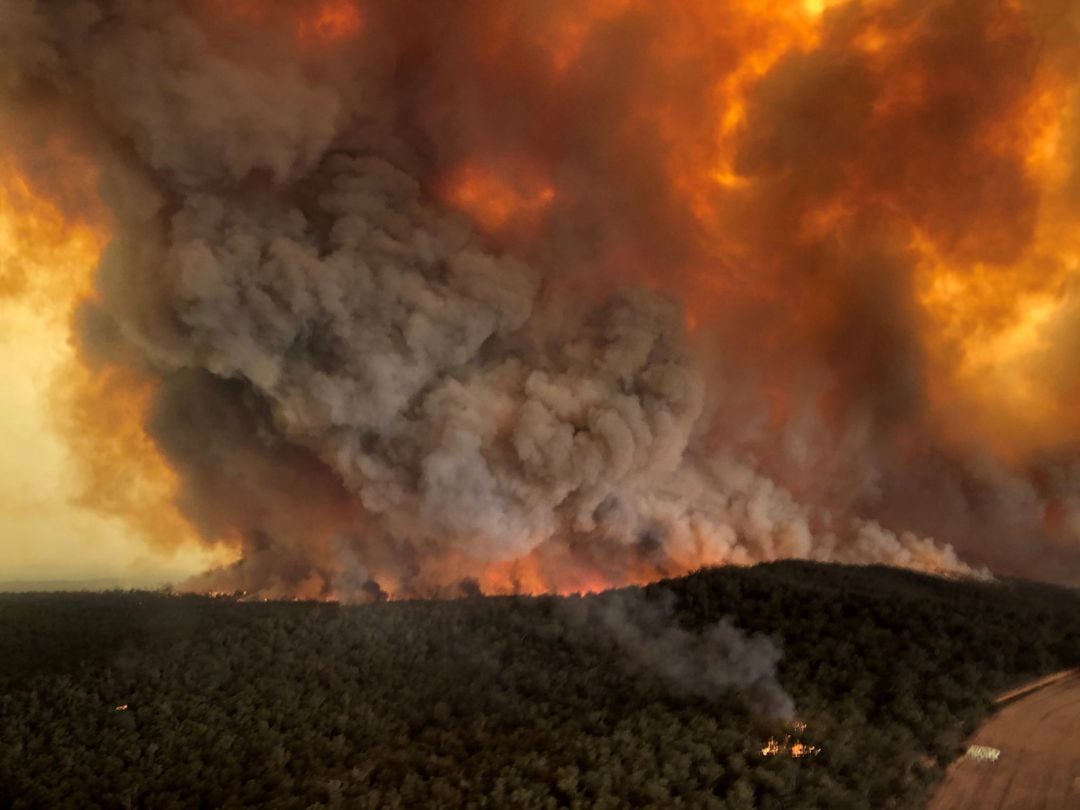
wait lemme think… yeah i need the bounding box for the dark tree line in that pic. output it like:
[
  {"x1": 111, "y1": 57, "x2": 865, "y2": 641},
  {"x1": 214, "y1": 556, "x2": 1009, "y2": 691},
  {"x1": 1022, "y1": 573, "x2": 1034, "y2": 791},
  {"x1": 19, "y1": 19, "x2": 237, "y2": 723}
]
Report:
[{"x1": 1, "y1": 561, "x2": 1078, "y2": 808}]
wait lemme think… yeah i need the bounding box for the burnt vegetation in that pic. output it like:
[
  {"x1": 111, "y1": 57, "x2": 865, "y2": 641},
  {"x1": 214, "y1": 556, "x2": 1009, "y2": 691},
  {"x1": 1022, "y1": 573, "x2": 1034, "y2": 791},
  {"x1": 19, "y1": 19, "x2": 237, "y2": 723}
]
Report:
[{"x1": 2, "y1": 560, "x2": 1079, "y2": 809}]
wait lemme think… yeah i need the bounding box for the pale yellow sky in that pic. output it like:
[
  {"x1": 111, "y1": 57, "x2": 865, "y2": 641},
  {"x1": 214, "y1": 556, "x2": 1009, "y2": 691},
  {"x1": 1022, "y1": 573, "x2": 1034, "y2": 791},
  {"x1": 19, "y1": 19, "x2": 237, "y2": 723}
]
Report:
[
  {"x1": 0, "y1": 302, "x2": 216, "y2": 584},
  {"x1": 0, "y1": 174, "x2": 222, "y2": 587}
]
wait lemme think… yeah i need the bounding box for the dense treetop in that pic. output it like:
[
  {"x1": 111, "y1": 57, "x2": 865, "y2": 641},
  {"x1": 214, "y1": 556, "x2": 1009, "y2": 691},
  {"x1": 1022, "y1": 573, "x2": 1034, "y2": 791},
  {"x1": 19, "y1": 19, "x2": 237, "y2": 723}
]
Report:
[{"x1": 1, "y1": 561, "x2": 1078, "y2": 808}]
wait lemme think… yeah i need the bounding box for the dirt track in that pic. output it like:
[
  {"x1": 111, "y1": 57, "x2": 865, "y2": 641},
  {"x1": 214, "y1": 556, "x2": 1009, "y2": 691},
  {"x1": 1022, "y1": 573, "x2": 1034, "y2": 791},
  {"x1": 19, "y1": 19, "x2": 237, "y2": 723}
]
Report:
[{"x1": 928, "y1": 671, "x2": 1080, "y2": 810}]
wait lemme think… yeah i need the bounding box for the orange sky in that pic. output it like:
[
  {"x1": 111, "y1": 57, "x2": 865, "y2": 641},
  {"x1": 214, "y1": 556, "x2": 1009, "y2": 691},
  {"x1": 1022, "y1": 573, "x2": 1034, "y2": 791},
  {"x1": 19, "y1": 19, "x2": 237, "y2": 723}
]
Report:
[{"x1": 0, "y1": 168, "x2": 227, "y2": 586}]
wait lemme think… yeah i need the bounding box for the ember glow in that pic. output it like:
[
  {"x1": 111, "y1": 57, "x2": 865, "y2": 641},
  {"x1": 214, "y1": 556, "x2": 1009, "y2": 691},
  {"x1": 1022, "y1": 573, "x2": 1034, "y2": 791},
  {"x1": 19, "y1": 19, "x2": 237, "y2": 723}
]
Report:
[{"x1": 2, "y1": 0, "x2": 1079, "y2": 598}]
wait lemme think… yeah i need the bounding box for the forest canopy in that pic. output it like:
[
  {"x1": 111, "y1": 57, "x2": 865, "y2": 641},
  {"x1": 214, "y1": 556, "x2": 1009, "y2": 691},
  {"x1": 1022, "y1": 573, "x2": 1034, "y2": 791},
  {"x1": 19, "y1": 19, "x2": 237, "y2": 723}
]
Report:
[{"x1": 2, "y1": 561, "x2": 1079, "y2": 808}]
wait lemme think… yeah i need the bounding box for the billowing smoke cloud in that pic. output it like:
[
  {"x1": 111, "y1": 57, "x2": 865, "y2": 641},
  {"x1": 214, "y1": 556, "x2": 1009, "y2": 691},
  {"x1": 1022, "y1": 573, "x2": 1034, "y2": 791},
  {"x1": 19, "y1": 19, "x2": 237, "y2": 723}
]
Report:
[
  {"x1": 563, "y1": 588, "x2": 796, "y2": 718},
  {"x1": 1, "y1": 0, "x2": 1079, "y2": 597}
]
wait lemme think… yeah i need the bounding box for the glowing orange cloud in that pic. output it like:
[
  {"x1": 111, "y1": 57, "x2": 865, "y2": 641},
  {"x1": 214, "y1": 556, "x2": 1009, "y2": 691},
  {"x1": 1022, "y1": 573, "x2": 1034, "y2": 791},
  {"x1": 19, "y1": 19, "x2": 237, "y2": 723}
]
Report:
[
  {"x1": 443, "y1": 161, "x2": 556, "y2": 234},
  {"x1": 297, "y1": 0, "x2": 363, "y2": 46},
  {"x1": 214, "y1": 0, "x2": 362, "y2": 48}
]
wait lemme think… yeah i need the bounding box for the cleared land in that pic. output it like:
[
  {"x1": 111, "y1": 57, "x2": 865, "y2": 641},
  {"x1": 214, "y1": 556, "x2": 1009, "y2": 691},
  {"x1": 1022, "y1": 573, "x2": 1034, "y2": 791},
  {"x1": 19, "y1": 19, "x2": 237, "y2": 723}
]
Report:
[{"x1": 928, "y1": 671, "x2": 1080, "y2": 810}]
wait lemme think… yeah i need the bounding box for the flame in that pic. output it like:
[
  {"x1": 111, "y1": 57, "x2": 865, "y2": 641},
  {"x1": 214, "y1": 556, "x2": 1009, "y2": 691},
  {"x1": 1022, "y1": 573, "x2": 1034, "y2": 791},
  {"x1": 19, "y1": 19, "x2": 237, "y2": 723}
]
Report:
[
  {"x1": 761, "y1": 723, "x2": 820, "y2": 758},
  {"x1": 466, "y1": 529, "x2": 742, "y2": 597}
]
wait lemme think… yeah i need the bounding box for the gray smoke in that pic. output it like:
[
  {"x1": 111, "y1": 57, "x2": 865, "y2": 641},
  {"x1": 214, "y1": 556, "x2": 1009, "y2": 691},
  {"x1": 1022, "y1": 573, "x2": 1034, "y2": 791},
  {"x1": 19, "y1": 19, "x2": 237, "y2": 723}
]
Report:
[
  {"x1": 4, "y1": 0, "x2": 1046, "y2": 602},
  {"x1": 564, "y1": 589, "x2": 795, "y2": 719}
]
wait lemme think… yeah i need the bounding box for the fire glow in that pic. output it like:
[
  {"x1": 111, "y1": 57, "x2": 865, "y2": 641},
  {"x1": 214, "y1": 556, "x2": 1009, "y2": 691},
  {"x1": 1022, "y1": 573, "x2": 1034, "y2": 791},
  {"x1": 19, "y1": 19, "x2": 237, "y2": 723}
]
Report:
[
  {"x1": 443, "y1": 162, "x2": 556, "y2": 235},
  {"x1": 297, "y1": 0, "x2": 362, "y2": 46},
  {"x1": 1, "y1": 0, "x2": 1079, "y2": 599},
  {"x1": 761, "y1": 722, "x2": 821, "y2": 758}
]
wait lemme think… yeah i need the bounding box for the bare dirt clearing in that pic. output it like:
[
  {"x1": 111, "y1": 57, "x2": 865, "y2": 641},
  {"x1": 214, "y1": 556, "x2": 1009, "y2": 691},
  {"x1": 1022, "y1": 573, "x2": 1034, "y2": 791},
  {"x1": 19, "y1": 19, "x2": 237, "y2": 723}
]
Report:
[{"x1": 928, "y1": 671, "x2": 1080, "y2": 809}]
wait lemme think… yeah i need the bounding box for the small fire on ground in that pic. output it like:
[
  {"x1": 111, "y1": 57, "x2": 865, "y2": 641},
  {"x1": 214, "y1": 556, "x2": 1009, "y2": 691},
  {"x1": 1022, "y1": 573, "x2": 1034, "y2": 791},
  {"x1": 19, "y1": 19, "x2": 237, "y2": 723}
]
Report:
[{"x1": 761, "y1": 722, "x2": 821, "y2": 758}]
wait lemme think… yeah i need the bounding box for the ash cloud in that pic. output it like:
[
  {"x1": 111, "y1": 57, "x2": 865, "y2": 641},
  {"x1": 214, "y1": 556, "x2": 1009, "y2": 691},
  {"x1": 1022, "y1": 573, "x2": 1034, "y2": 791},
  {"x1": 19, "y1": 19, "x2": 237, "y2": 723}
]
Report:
[{"x1": 0, "y1": 0, "x2": 1078, "y2": 596}]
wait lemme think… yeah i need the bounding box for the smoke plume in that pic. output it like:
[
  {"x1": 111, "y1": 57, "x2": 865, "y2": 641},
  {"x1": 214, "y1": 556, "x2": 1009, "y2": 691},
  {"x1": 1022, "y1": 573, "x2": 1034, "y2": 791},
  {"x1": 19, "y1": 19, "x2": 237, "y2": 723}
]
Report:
[
  {"x1": 2, "y1": 0, "x2": 1079, "y2": 597},
  {"x1": 564, "y1": 589, "x2": 796, "y2": 718}
]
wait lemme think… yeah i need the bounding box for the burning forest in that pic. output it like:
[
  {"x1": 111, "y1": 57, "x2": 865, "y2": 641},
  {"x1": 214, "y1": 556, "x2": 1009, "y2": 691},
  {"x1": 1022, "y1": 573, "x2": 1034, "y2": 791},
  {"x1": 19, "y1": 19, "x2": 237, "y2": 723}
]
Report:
[{"x1": 2, "y1": 0, "x2": 1080, "y2": 599}]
